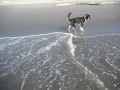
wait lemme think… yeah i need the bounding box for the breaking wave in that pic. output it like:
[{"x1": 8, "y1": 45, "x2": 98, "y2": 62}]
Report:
[{"x1": 0, "y1": 32, "x2": 120, "y2": 90}]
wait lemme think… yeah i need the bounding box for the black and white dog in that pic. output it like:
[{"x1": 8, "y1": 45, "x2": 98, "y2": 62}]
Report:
[{"x1": 67, "y1": 12, "x2": 91, "y2": 35}]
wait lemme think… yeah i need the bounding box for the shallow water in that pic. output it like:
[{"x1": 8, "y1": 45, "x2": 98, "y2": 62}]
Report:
[{"x1": 0, "y1": 32, "x2": 120, "y2": 90}]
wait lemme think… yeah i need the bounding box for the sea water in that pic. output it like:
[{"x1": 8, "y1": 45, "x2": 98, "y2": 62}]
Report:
[{"x1": 0, "y1": 32, "x2": 120, "y2": 90}]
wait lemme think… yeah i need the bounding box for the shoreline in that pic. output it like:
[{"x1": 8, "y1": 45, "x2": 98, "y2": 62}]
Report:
[{"x1": 0, "y1": 31, "x2": 120, "y2": 39}]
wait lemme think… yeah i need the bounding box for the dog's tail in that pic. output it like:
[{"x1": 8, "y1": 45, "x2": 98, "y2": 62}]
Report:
[{"x1": 67, "y1": 12, "x2": 72, "y2": 21}]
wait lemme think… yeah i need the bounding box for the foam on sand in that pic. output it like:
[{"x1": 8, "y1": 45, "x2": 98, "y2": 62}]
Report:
[
  {"x1": 0, "y1": 32, "x2": 120, "y2": 90},
  {"x1": 56, "y1": 3, "x2": 72, "y2": 7}
]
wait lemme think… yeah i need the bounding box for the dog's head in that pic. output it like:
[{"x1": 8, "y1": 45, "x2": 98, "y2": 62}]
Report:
[{"x1": 84, "y1": 14, "x2": 91, "y2": 20}]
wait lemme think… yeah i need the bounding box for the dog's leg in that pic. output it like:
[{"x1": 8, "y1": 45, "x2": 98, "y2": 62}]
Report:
[
  {"x1": 79, "y1": 24, "x2": 84, "y2": 36},
  {"x1": 79, "y1": 24, "x2": 84, "y2": 31},
  {"x1": 72, "y1": 27, "x2": 77, "y2": 35},
  {"x1": 68, "y1": 25, "x2": 71, "y2": 33}
]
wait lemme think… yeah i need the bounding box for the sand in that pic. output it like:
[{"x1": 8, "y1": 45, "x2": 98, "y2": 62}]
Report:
[{"x1": 0, "y1": 2, "x2": 120, "y2": 37}]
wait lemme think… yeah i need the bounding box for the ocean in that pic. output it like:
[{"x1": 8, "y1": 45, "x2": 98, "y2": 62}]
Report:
[{"x1": 0, "y1": 32, "x2": 120, "y2": 90}]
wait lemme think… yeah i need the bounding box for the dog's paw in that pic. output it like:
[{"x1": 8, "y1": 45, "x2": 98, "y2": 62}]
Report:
[
  {"x1": 81, "y1": 29, "x2": 84, "y2": 32},
  {"x1": 68, "y1": 29, "x2": 71, "y2": 33}
]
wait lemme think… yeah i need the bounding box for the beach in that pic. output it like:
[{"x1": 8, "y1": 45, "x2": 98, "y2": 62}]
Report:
[
  {"x1": 0, "y1": 2, "x2": 120, "y2": 37},
  {"x1": 0, "y1": 1, "x2": 120, "y2": 90}
]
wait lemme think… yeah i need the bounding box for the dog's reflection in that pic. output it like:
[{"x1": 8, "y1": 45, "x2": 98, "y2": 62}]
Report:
[{"x1": 72, "y1": 35, "x2": 85, "y2": 45}]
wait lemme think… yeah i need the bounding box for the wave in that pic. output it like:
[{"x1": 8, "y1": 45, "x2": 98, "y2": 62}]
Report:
[{"x1": 0, "y1": 32, "x2": 120, "y2": 90}]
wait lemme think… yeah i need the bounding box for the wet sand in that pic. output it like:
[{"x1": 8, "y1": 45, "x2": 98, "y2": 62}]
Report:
[
  {"x1": 0, "y1": 33, "x2": 120, "y2": 90},
  {"x1": 0, "y1": 2, "x2": 120, "y2": 37}
]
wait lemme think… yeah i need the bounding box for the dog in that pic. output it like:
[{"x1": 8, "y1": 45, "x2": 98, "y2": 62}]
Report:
[{"x1": 67, "y1": 12, "x2": 91, "y2": 35}]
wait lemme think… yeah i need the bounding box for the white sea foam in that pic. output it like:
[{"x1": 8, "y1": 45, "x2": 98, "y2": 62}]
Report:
[
  {"x1": 21, "y1": 71, "x2": 30, "y2": 90},
  {"x1": 67, "y1": 34, "x2": 75, "y2": 56},
  {"x1": 0, "y1": 32, "x2": 120, "y2": 90},
  {"x1": 101, "y1": 2, "x2": 116, "y2": 4},
  {"x1": 56, "y1": 3, "x2": 72, "y2": 7},
  {"x1": 74, "y1": 59, "x2": 105, "y2": 89}
]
